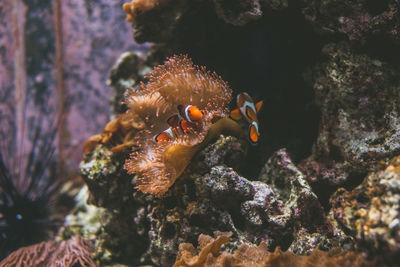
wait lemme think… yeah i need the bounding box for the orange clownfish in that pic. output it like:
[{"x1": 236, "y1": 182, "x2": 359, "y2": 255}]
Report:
[
  {"x1": 154, "y1": 105, "x2": 203, "y2": 143},
  {"x1": 153, "y1": 127, "x2": 174, "y2": 143},
  {"x1": 177, "y1": 105, "x2": 202, "y2": 133},
  {"x1": 166, "y1": 113, "x2": 194, "y2": 133},
  {"x1": 177, "y1": 105, "x2": 203, "y2": 123},
  {"x1": 230, "y1": 92, "x2": 263, "y2": 145},
  {"x1": 153, "y1": 114, "x2": 180, "y2": 143}
]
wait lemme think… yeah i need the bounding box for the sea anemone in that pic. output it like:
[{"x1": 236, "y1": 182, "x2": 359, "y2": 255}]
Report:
[{"x1": 123, "y1": 55, "x2": 240, "y2": 196}]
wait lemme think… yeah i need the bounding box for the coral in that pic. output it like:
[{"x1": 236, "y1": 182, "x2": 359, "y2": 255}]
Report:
[
  {"x1": 143, "y1": 149, "x2": 331, "y2": 265},
  {"x1": 82, "y1": 1, "x2": 400, "y2": 263},
  {"x1": 83, "y1": 111, "x2": 144, "y2": 154},
  {"x1": 123, "y1": 55, "x2": 237, "y2": 196},
  {"x1": 80, "y1": 144, "x2": 135, "y2": 208},
  {"x1": 0, "y1": 236, "x2": 96, "y2": 267},
  {"x1": 174, "y1": 232, "x2": 372, "y2": 267},
  {"x1": 84, "y1": 54, "x2": 244, "y2": 197},
  {"x1": 107, "y1": 51, "x2": 155, "y2": 115},
  {"x1": 289, "y1": 229, "x2": 334, "y2": 255},
  {"x1": 122, "y1": 0, "x2": 293, "y2": 43},
  {"x1": 122, "y1": 0, "x2": 186, "y2": 43},
  {"x1": 299, "y1": 42, "x2": 400, "y2": 190},
  {"x1": 301, "y1": 0, "x2": 400, "y2": 44},
  {"x1": 330, "y1": 156, "x2": 400, "y2": 264},
  {"x1": 80, "y1": 131, "x2": 358, "y2": 266},
  {"x1": 213, "y1": 0, "x2": 289, "y2": 26},
  {"x1": 59, "y1": 186, "x2": 107, "y2": 241},
  {"x1": 212, "y1": 0, "x2": 263, "y2": 26},
  {"x1": 257, "y1": 149, "x2": 331, "y2": 235},
  {"x1": 174, "y1": 232, "x2": 232, "y2": 267},
  {"x1": 123, "y1": 0, "x2": 168, "y2": 23}
]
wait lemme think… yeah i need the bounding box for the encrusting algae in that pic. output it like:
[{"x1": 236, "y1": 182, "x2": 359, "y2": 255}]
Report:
[{"x1": 84, "y1": 55, "x2": 245, "y2": 197}]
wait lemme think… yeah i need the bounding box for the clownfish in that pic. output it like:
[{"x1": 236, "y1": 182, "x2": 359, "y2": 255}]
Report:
[
  {"x1": 153, "y1": 127, "x2": 174, "y2": 143},
  {"x1": 153, "y1": 105, "x2": 203, "y2": 143},
  {"x1": 230, "y1": 92, "x2": 263, "y2": 145},
  {"x1": 177, "y1": 105, "x2": 202, "y2": 123},
  {"x1": 177, "y1": 105, "x2": 202, "y2": 133},
  {"x1": 153, "y1": 114, "x2": 181, "y2": 143}
]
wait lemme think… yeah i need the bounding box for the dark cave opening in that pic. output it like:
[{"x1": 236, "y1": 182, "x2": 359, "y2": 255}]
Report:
[
  {"x1": 173, "y1": 5, "x2": 323, "y2": 178},
  {"x1": 365, "y1": 0, "x2": 391, "y2": 16}
]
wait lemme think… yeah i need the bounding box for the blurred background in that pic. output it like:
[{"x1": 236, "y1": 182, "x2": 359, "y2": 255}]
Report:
[{"x1": 0, "y1": 0, "x2": 148, "y2": 180}]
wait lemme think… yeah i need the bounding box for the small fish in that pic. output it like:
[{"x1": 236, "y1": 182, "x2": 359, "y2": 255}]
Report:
[
  {"x1": 177, "y1": 105, "x2": 203, "y2": 132},
  {"x1": 179, "y1": 119, "x2": 195, "y2": 133},
  {"x1": 230, "y1": 92, "x2": 263, "y2": 144},
  {"x1": 153, "y1": 127, "x2": 174, "y2": 143},
  {"x1": 177, "y1": 105, "x2": 202, "y2": 123},
  {"x1": 248, "y1": 121, "x2": 260, "y2": 145},
  {"x1": 153, "y1": 114, "x2": 182, "y2": 143},
  {"x1": 166, "y1": 113, "x2": 192, "y2": 133},
  {"x1": 154, "y1": 105, "x2": 203, "y2": 142},
  {"x1": 167, "y1": 114, "x2": 180, "y2": 127}
]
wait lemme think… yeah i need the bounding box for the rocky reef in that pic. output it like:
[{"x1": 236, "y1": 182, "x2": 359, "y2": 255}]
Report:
[
  {"x1": 3, "y1": 0, "x2": 399, "y2": 266},
  {"x1": 72, "y1": 0, "x2": 400, "y2": 266}
]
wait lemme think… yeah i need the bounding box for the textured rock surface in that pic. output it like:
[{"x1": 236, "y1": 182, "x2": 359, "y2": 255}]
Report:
[
  {"x1": 212, "y1": 0, "x2": 289, "y2": 26},
  {"x1": 5, "y1": 0, "x2": 400, "y2": 265},
  {"x1": 123, "y1": 0, "x2": 291, "y2": 43},
  {"x1": 300, "y1": 42, "x2": 400, "y2": 191},
  {"x1": 80, "y1": 0, "x2": 400, "y2": 265},
  {"x1": 80, "y1": 137, "x2": 346, "y2": 266},
  {"x1": 301, "y1": 0, "x2": 400, "y2": 44},
  {"x1": 330, "y1": 156, "x2": 400, "y2": 264}
]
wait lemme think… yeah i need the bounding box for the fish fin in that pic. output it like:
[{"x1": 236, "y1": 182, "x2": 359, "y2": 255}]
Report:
[
  {"x1": 179, "y1": 119, "x2": 190, "y2": 133},
  {"x1": 167, "y1": 114, "x2": 180, "y2": 127},
  {"x1": 255, "y1": 100, "x2": 263, "y2": 113},
  {"x1": 248, "y1": 124, "x2": 259, "y2": 145},
  {"x1": 177, "y1": 104, "x2": 184, "y2": 114},
  {"x1": 230, "y1": 108, "x2": 242, "y2": 120},
  {"x1": 237, "y1": 93, "x2": 245, "y2": 107}
]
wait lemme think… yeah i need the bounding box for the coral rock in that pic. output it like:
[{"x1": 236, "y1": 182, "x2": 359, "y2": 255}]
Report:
[
  {"x1": 123, "y1": 0, "x2": 168, "y2": 23},
  {"x1": 330, "y1": 156, "x2": 400, "y2": 263},
  {"x1": 300, "y1": 42, "x2": 400, "y2": 188},
  {"x1": 302, "y1": 0, "x2": 400, "y2": 44}
]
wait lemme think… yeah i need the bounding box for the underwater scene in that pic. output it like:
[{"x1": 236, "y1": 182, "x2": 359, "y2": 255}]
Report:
[{"x1": 0, "y1": 0, "x2": 399, "y2": 266}]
